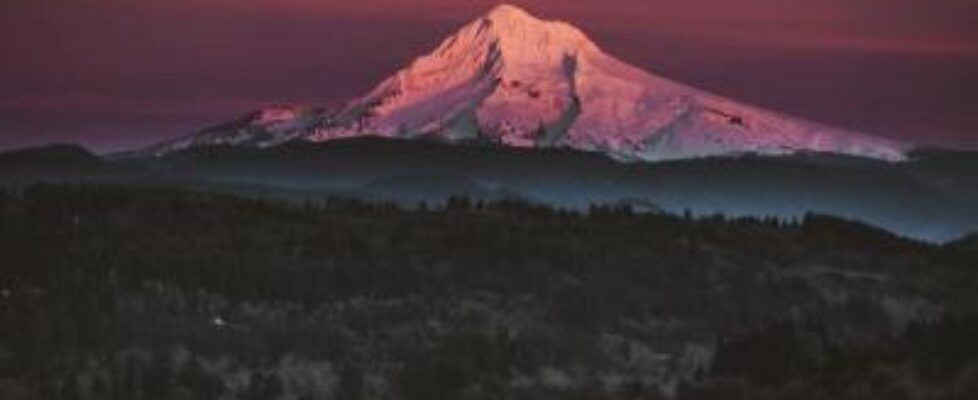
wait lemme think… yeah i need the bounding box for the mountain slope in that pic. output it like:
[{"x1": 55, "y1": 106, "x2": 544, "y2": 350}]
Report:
[
  {"x1": 148, "y1": 4, "x2": 906, "y2": 162},
  {"x1": 144, "y1": 105, "x2": 330, "y2": 156}
]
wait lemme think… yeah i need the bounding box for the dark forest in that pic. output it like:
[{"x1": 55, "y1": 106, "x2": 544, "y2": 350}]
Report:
[{"x1": 1, "y1": 185, "x2": 976, "y2": 399}]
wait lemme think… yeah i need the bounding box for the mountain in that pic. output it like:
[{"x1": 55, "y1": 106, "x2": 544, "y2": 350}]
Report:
[{"x1": 147, "y1": 4, "x2": 906, "y2": 162}]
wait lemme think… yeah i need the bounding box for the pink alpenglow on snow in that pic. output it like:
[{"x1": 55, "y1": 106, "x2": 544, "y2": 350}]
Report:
[{"x1": 152, "y1": 4, "x2": 908, "y2": 162}]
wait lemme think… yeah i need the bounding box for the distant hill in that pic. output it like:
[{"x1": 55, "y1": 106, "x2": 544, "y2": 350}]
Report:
[
  {"x1": 0, "y1": 144, "x2": 102, "y2": 169},
  {"x1": 131, "y1": 139, "x2": 978, "y2": 242},
  {"x1": 2, "y1": 139, "x2": 975, "y2": 242}
]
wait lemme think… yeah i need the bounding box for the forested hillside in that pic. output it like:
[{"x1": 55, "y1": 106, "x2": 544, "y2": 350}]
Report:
[{"x1": 1, "y1": 185, "x2": 976, "y2": 399}]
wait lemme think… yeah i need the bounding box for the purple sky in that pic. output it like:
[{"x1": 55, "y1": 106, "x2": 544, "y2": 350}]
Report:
[{"x1": 1, "y1": 0, "x2": 977, "y2": 153}]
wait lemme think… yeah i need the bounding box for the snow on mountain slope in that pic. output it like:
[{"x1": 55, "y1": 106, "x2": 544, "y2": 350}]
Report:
[
  {"x1": 147, "y1": 105, "x2": 330, "y2": 156},
  {"x1": 149, "y1": 4, "x2": 908, "y2": 162}
]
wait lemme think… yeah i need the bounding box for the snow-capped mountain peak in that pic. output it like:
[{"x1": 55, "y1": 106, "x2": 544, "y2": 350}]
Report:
[
  {"x1": 482, "y1": 4, "x2": 598, "y2": 59},
  {"x1": 149, "y1": 4, "x2": 908, "y2": 162}
]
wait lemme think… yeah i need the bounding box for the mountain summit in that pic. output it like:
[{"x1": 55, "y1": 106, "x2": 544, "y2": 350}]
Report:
[{"x1": 150, "y1": 4, "x2": 907, "y2": 162}]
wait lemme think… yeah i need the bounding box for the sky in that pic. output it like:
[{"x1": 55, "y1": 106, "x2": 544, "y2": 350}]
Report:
[{"x1": 1, "y1": 0, "x2": 977, "y2": 153}]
